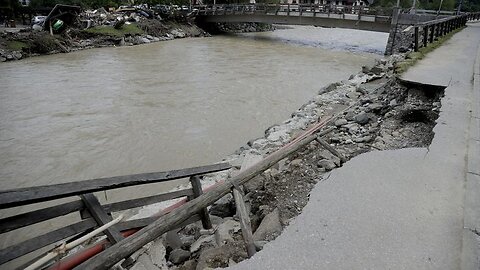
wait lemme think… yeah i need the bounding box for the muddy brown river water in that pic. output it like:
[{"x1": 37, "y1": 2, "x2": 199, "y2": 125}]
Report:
[{"x1": 0, "y1": 26, "x2": 387, "y2": 266}]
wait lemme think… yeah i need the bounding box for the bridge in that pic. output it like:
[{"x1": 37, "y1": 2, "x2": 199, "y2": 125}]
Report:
[
  {"x1": 193, "y1": 4, "x2": 480, "y2": 54},
  {"x1": 194, "y1": 4, "x2": 393, "y2": 32}
]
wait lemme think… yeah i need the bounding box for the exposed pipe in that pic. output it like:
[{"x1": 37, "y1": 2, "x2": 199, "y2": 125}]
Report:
[{"x1": 27, "y1": 214, "x2": 124, "y2": 270}]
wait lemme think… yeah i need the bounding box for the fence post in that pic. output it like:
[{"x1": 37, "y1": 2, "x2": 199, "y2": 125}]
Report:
[
  {"x1": 423, "y1": 26, "x2": 428, "y2": 48},
  {"x1": 414, "y1": 26, "x2": 419, "y2": 52},
  {"x1": 189, "y1": 176, "x2": 212, "y2": 229},
  {"x1": 429, "y1": 24, "x2": 434, "y2": 43}
]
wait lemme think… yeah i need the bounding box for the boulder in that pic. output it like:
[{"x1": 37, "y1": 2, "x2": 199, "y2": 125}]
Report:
[
  {"x1": 209, "y1": 194, "x2": 235, "y2": 218},
  {"x1": 253, "y1": 208, "x2": 282, "y2": 241},
  {"x1": 169, "y1": 249, "x2": 191, "y2": 265},
  {"x1": 215, "y1": 219, "x2": 240, "y2": 246},
  {"x1": 354, "y1": 112, "x2": 370, "y2": 125},
  {"x1": 190, "y1": 234, "x2": 216, "y2": 253},
  {"x1": 317, "y1": 159, "x2": 337, "y2": 171},
  {"x1": 334, "y1": 119, "x2": 348, "y2": 126},
  {"x1": 165, "y1": 230, "x2": 183, "y2": 250}
]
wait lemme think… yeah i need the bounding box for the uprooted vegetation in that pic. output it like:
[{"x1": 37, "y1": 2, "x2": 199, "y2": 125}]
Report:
[{"x1": 121, "y1": 56, "x2": 445, "y2": 270}]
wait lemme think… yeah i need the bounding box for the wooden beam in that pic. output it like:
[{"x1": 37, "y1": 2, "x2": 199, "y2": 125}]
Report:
[
  {"x1": 74, "y1": 128, "x2": 332, "y2": 270},
  {"x1": 0, "y1": 163, "x2": 231, "y2": 209},
  {"x1": 0, "y1": 219, "x2": 96, "y2": 265},
  {"x1": 316, "y1": 137, "x2": 346, "y2": 163},
  {"x1": 80, "y1": 194, "x2": 123, "y2": 244},
  {"x1": 233, "y1": 188, "x2": 256, "y2": 257},
  {"x1": 116, "y1": 214, "x2": 201, "y2": 231},
  {"x1": 0, "y1": 200, "x2": 84, "y2": 234},
  {"x1": 189, "y1": 176, "x2": 212, "y2": 229},
  {"x1": 103, "y1": 189, "x2": 193, "y2": 213}
]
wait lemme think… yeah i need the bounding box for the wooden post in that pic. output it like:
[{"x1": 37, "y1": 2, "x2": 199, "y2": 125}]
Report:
[
  {"x1": 287, "y1": 3, "x2": 290, "y2": 16},
  {"x1": 189, "y1": 176, "x2": 212, "y2": 229},
  {"x1": 423, "y1": 26, "x2": 428, "y2": 48},
  {"x1": 75, "y1": 129, "x2": 333, "y2": 270},
  {"x1": 80, "y1": 194, "x2": 124, "y2": 244},
  {"x1": 429, "y1": 24, "x2": 434, "y2": 43},
  {"x1": 233, "y1": 187, "x2": 256, "y2": 257},
  {"x1": 414, "y1": 26, "x2": 419, "y2": 51}
]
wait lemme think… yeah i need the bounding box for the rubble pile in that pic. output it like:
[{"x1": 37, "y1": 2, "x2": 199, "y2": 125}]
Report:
[
  {"x1": 0, "y1": 6, "x2": 208, "y2": 62},
  {"x1": 122, "y1": 55, "x2": 444, "y2": 270}
]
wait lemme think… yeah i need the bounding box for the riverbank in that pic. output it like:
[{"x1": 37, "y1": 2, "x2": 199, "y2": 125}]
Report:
[
  {"x1": 0, "y1": 19, "x2": 209, "y2": 62},
  {"x1": 113, "y1": 51, "x2": 446, "y2": 270}
]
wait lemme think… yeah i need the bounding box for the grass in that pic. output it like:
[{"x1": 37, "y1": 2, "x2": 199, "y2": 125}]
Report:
[
  {"x1": 83, "y1": 23, "x2": 144, "y2": 37},
  {"x1": 6, "y1": 40, "x2": 29, "y2": 51},
  {"x1": 395, "y1": 26, "x2": 466, "y2": 74}
]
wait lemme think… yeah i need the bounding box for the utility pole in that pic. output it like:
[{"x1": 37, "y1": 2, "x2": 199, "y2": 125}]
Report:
[{"x1": 457, "y1": 0, "x2": 463, "y2": 14}]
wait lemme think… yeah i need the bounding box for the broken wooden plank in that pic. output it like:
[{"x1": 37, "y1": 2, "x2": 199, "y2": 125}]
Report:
[
  {"x1": 233, "y1": 187, "x2": 256, "y2": 257},
  {"x1": 75, "y1": 128, "x2": 333, "y2": 270},
  {"x1": 0, "y1": 219, "x2": 96, "y2": 265},
  {"x1": 190, "y1": 176, "x2": 212, "y2": 229},
  {"x1": 80, "y1": 194, "x2": 123, "y2": 244},
  {"x1": 0, "y1": 163, "x2": 231, "y2": 209},
  {"x1": 316, "y1": 137, "x2": 346, "y2": 163},
  {"x1": 0, "y1": 200, "x2": 84, "y2": 234}
]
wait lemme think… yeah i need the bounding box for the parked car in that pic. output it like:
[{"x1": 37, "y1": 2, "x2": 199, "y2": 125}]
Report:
[{"x1": 31, "y1": 16, "x2": 46, "y2": 26}]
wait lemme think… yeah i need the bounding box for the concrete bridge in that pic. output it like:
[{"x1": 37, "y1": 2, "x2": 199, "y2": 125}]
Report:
[
  {"x1": 194, "y1": 4, "x2": 393, "y2": 32},
  {"x1": 193, "y1": 4, "x2": 480, "y2": 54}
]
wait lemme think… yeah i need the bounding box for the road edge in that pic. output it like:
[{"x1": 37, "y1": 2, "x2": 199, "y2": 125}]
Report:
[{"x1": 461, "y1": 24, "x2": 480, "y2": 270}]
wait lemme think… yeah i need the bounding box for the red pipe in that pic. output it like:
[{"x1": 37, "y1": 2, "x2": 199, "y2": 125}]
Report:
[{"x1": 46, "y1": 184, "x2": 221, "y2": 270}]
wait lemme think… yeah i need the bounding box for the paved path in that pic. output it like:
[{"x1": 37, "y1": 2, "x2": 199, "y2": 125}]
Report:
[{"x1": 228, "y1": 22, "x2": 480, "y2": 270}]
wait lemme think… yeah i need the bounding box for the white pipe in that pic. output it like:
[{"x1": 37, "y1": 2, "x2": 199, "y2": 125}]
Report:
[{"x1": 25, "y1": 214, "x2": 124, "y2": 270}]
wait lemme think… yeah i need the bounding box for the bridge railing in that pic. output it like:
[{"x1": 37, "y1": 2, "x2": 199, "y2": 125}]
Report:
[{"x1": 193, "y1": 3, "x2": 393, "y2": 18}]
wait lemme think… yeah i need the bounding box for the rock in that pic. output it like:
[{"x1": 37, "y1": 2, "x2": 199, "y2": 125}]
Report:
[
  {"x1": 183, "y1": 223, "x2": 201, "y2": 236},
  {"x1": 354, "y1": 112, "x2": 370, "y2": 125},
  {"x1": 317, "y1": 159, "x2": 336, "y2": 171},
  {"x1": 130, "y1": 240, "x2": 168, "y2": 270},
  {"x1": 334, "y1": 119, "x2": 348, "y2": 126},
  {"x1": 356, "y1": 85, "x2": 368, "y2": 94},
  {"x1": 362, "y1": 65, "x2": 371, "y2": 73},
  {"x1": 169, "y1": 249, "x2": 191, "y2": 264},
  {"x1": 146, "y1": 34, "x2": 154, "y2": 40},
  {"x1": 370, "y1": 66, "x2": 384, "y2": 75},
  {"x1": 290, "y1": 159, "x2": 302, "y2": 167},
  {"x1": 319, "y1": 82, "x2": 341, "y2": 94},
  {"x1": 196, "y1": 243, "x2": 247, "y2": 270},
  {"x1": 6, "y1": 54, "x2": 14, "y2": 61},
  {"x1": 177, "y1": 259, "x2": 197, "y2": 270},
  {"x1": 0, "y1": 57, "x2": 6, "y2": 62},
  {"x1": 209, "y1": 194, "x2": 235, "y2": 218},
  {"x1": 253, "y1": 208, "x2": 282, "y2": 241},
  {"x1": 153, "y1": 37, "x2": 160, "y2": 42},
  {"x1": 165, "y1": 230, "x2": 183, "y2": 250},
  {"x1": 215, "y1": 219, "x2": 240, "y2": 246},
  {"x1": 254, "y1": 240, "x2": 268, "y2": 250},
  {"x1": 180, "y1": 235, "x2": 196, "y2": 248},
  {"x1": 190, "y1": 234, "x2": 216, "y2": 253},
  {"x1": 171, "y1": 29, "x2": 186, "y2": 38},
  {"x1": 12, "y1": 51, "x2": 22, "y2": 60}
]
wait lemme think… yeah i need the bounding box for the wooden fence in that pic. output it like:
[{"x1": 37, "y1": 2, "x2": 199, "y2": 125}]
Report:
[
  {"x1": 412, "y1": 13, "x2": 480, "y2": 52},
  {"x1": 0, "y1": 162, "x2": 230, "y2": 269}
]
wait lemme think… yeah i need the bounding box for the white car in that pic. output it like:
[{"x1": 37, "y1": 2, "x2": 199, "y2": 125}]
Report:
[{"x1": 31, "y1": 16, "x2": 46, "y2": 26}]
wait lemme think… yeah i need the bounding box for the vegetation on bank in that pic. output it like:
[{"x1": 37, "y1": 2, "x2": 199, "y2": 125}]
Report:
[
  {"x1": 83, "y1": 23, "x2": 144, "y2": 37},
  {"x1": 395, "y1": 26, "x2": 465, "y2": 74}
]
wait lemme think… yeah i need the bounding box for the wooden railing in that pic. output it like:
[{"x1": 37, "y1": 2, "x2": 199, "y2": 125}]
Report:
[
  {"x1": 193, "y1": 3, "x2": 393, "y2": 19},
  {"x1": 411, "y1": 13, "x2": 477, "y2": 52},
  {"x1": 0, "y1": 162, "x2": 230, "y2": 269}
]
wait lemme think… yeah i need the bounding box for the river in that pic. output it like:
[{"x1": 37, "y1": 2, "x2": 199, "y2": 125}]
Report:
[{"x1": 0, "y1": 25, "x2": 387, "y2": 266}]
